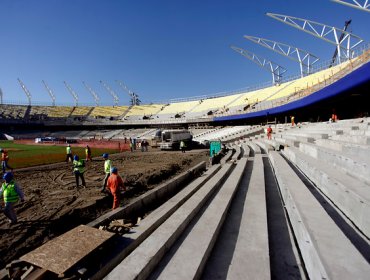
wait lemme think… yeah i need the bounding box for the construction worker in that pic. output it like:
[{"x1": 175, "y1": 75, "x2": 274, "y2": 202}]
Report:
[
  {"x1": 106, "y1": 167, "x2": 126, "y2": 209},
  {"x1": 0, "y1": 172, "x2": 24, "y2": 224},
  {"x1": 0, "y1": 148, "x2": 13, "y2": 173},
  {"x1": 290, "y1": 115, "x2": 295, "y2": 126},
  {"x1": 101, "y1": 153, "x2": 112, "y2": 193},
  {"x1": 267, "y1": 125, "x2": 273, "y2": 140},
  {"x1": 85, "y1": 145, "x2": 92, "y2": 161},
  {"x1": 66, "y1": 144, "x2": 73, "y2": 163},
  {"x1": 180, "y1": 140, "x2": 186, "y2": 153},
  {"x1": 72, "y1": 155, "x2": 86, "y2": 188}
]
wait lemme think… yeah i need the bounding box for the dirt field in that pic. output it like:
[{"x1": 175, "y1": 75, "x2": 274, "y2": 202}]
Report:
[{"x1": 0, "y1": 149, "x2": 209, "y2": 269}]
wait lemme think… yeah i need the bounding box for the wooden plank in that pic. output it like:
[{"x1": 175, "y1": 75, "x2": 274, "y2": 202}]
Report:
[{"x1": 20, "y1": 225, "x2": 115, "y2": 275}]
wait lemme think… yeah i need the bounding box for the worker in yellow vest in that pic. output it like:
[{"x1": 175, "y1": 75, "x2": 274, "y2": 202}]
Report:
[
  {"x1": 101, "y1": 153, "x2": 112, "y2": 193},
  {"x1": 72, "y1": 155, "x2": 86, "y2": 188},
  {"x1": 66, "y1": 144, "x2": 73, "y2": 163},
  {"x1": 0, "y1": 172, "x2": 24, "y2": 224}
]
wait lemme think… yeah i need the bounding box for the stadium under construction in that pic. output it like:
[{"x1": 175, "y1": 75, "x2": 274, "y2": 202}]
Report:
[{"x1": 1, "y1": 2, "x2": 370, "y2": 280}]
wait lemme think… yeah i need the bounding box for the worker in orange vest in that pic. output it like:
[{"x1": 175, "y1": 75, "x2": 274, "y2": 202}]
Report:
[{"x1": 106, "y1": 167, "x2": 126, "y2": 209}]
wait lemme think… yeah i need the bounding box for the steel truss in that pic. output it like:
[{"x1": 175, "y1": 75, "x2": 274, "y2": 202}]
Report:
[
  {"x1": 100, "y1": 81, "x2": 119, "y2": 106},
  {"x1": 266, "y1": 13, "x2": 364, "y2": 63},
  {"x1": 17, "y1": 78, "x2": 32, "y2": 105},
  {"x1": 231, "y1": 46, "x2": 287, "y2": 84},
  {"x1": 83, "y1": 81, "x2": 100, "y2": 106},
  {"x1": 244, "y1": 36, "x2": 319, "y2": 77},
  {"x1": 331, "y1": 0, "x2": 370, "y2": 13},
  {"x1": 63, "y1": 81, "x2": 79, "y2": 106},
  {"x1": 42, "y1": 80, "x2": 56, "y2": 106}
]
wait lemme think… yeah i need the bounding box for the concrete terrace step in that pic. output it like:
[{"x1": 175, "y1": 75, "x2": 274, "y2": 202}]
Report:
[
  {"x1": 155, "y1": 158, "x2": 248, "y2": 280},
  {"x1": 275, "y1": 133, "x2": 315, "y2": 144},
  {"x1": 88, "y1": 162, "x2": 207, "y2": 228},
  {"x1": 220, "y1": 148, "x2": 234, "y2": 164},
  {"x1": 227, "y1": 154, "x2": 270, "y2": 280},
  {"x1": 105, "y1": 162, "x2": 236, "y2": 280},
  {"x1": 269, "y1": 151, "x2": 370, "y2": 280},
  {"x1": 241, "y1": 143, "x2": 250, "y2": 158},
  {"x1": 231, "y1": 144, "x2": 242, "y2": 162},
  {"x1": 254, "y1": 140, "x2": 274, "y2": 153},
  {"x1": 330, "y1": 134, "x2": 370, "y2": 145},
  {"x1": 91, "y1": 164, "x2": 222, "y2": 279},
  {"x1": 315, "y1": 138, "x2": 370, "y2": 165},
  {"x1": 260, "y1": 138, "x2": 283, "y2": 151},
  {"x1": 283, "y1": 131, "x2": 329, "y2": 140},
  {"x1": 298, "y1": 142, "x2": 370, "y2": 184},
  {"x1": 247, "y1": 141, "x2": 261, "y2": 154},
  {"x1": 282, "y1": 146, "x2": 370, "y2": 238},
  {"x1": 349, "y1": 130, "x2": 370, "y2": 136},
  {"x1": 272, "y1": 136, "x2": 299, "y2": 148},
  {"x1": 295, "y1": 128, "x2": 344, "y2": 135}
]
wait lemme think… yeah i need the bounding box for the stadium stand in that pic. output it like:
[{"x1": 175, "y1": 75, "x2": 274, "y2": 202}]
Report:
[
  {"x1": 69, "y1": 106, "x2": 92, "y2": 117},
  {"x1": 189, "y1": 94, "x2": 243, "y2": 115},
  {"x1": 90, "y1": 106, "x2": 128, "y2": 118},
  {"x1": 124, "y1": 104, "x2": 163, "y2": 120},
  {"x1": 0, "y1": 105, "x2": 28, "y2": 120},
  {"x1": 154, "y1": 100, "x2": 201, "y2": 120},
  {"x1": 90, "y1": 118, "x2": 369, "y2": 280}
]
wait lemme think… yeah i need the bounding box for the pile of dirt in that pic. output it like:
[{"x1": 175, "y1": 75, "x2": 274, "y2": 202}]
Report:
[{"x1": 0, "y1": 149, "x2": 209, "y2": 269}]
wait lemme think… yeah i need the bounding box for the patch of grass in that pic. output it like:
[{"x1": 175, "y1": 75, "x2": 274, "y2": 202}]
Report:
[{"x1": 0, "y1": 141, "x2": 119, "y2": 169}]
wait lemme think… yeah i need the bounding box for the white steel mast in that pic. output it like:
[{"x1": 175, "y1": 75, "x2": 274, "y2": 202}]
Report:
[
  {"x1": 42, "y1": 80, "x2": 56, "y2": 106},
  {"x1": 231, "y1": 46, "x2": 287, "y2": 84},
  {"x1": 83, "y1": 81, "x2": 100, "y2": 106},
  {"x1": 63, "y1": 81, "x2": 79, "y2": 106},
  {"x1": 244, "y1": 36, "x2": 320, "y2": 77},
  {"x1": 331, "y1": 0, "x2": 370, "y2": 13},
  {"x1": 266, "y1": 13, "x2": 364, "y2": 63},
  {"x1": 100, "y1": 81, "x2": 119, "y2": 106},
  {"x1": 17, "y1": 78, "x2": 32, "y2": 105}
]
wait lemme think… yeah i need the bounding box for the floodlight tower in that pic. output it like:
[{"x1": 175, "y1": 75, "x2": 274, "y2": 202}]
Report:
[
  {"x1": 63, "y1": 81, "x2": 79, "y2": 106},
  {"x1": 331, "y1": 0, "x2": 370, "y2": 13},
  {"x1": 100, "y1": 81, "x2": 119, "y2": 106},
  {"x1": 82, "y1": 81, "x2": 100, "y2": 106},
  {"x1": 0, "y1": 87, "x2": 3, "y2": 104},
  {"x1": 231, "y1": 46, "x2": 287, "y2": 85},
  {"x1": 244, "y1": 36, "x2": 320, "y2": 77},
  {"x1": 266, "y1": 13, "x2": 364, "y2": 63},
  {"x1": 17, "y1": 78, "x2": 32, "y2": 105},
  {"x1": 115, "y1": 80, "x2": 141, "y2": 105},
  {"x1": 42, "y1": 80, "x2": 56, "y2": 106}
]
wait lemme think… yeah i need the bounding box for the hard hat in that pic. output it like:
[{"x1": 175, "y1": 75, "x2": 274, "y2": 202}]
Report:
[
  {"x1": 102, "y1": 153, "x2": 109, "y2": 159},
  {"x1": 74, "y1": 155, "x2": 79, "y2": 161},
  {"x1": 111, "y1": 167, "x2": 118, "y2": 174},
  {"x1": 3, "y1": 172, "x2": 13, "y2": 183}
]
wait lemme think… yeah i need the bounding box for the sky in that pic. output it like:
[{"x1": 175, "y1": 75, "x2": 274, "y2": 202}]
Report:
[{"x1": 0, "y1": 0, "x2": 369, "y2": 106}]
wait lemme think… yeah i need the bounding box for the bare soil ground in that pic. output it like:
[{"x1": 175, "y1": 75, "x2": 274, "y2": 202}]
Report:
[{"x1": 0, "y1": 149, "x2": 209, "y2": 269}]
